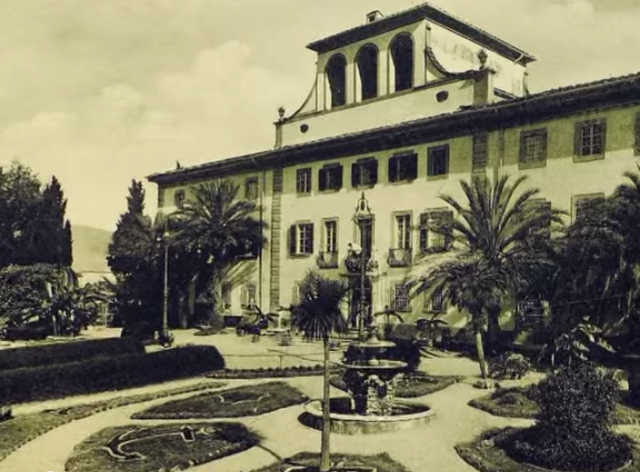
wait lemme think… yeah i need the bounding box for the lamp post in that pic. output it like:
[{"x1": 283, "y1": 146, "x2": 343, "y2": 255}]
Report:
[
  {"x1": 157, "y1": 221, "x2": 170, "y2": 343},
  {"x1": 353, "y1": 192, "x2": 372, "y2": 341}
]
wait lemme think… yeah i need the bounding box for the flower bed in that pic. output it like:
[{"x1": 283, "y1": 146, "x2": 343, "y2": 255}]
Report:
[
  {"x1": 66, "y1": 422, "x2": 259, "y2": 472},
  {"x1": 456, "y1": 428, "x2": 636, "y2": 472},
  {"x1": 206, "y1": 365, "x2": 337, "y2": 379},
  {"x1": 0, "y1": 381, "x2": 225, "y2": 462},
  {"x1": 330, "y1": 371, "x2": 459, "y2": 398},
  {"x1": 132, "y1": 381, "x2": 308, "y2": 419},
  {"x1": 249, "y1": 451, "x2": 411, "y2": 472}
]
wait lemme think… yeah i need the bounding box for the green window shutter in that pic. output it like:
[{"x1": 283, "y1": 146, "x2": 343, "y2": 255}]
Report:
[
  {"x1": 369, "y1": 160, "x2": 378, "y2": 185},
  {"x1": 318, "y1": 168, "x2": 327, "y2": 191},
  {"x1": 335, "y1": 166, "x2": 343, "y2": 189},
  {"x1": 351, "y1": 162, "x2": 360, "y2": 187},
  {"x1": 308, "y1": 224, "x2": 314, "y2": 254},
  {"x1": 388, "y1": 156, "x2": 398, "y2": 182},
  {"x1": 574, "y1": 122, "x2": 583, "y2": 156},
  {"x1": 288, "y1": 225, "x2": 296, "y2": 255},
  {"x1": 407, "y1": 153, "x2": 417, "y2": 180}
]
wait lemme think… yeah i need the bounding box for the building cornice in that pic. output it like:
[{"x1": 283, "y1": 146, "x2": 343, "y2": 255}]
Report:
[
  {"x1": 148, "y1": 72, "x2": 640, "y2": 186},
  {"x1": 306, "y1": 2, "x2": 535, "y2": 64}
]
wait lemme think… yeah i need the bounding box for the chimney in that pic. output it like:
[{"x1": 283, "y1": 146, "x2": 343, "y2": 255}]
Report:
[{"x1": 366, "y1": 10, "x2": 384, "y2": 23}]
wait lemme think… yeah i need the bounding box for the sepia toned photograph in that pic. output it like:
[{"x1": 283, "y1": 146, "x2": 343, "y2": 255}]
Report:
[{"x1": 2, "y1": 1, "x2": 640, "y2": 471}]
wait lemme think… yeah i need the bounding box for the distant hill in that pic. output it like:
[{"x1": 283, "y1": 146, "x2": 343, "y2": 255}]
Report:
[{"x1": 71, "y1": 225, "x2": 112, "y2": 273}]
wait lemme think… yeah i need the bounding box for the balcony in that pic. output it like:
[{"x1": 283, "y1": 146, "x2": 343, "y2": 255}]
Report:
[
  {"x1": 387, "y1": 248, "x2": 412, "y2": 267},
  {"x1": 317, "y1": 251, "x2": 339, "y2": 269},
  {"x1": 344, "y1": 253, "x2": 379, "y2": 274}
]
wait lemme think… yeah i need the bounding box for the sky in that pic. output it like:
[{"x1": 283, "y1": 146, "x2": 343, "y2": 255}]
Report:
[{"x1": 1, "y1": 0, "x2": 639, "y2": 231}]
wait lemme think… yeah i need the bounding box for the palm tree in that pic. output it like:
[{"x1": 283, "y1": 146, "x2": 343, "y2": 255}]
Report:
[
  {"x1": 292, "y1": 270, "x2": 349, "y2": 472},
  {"x1": 372, "y1": 305, "x2": 404, "y2": 340},
  {"x1": 413, "y1": 175, "x2": 562, "y2": 378},
  {"x1": 173, "y1": 179, "x2": 266, "y2": 319}
]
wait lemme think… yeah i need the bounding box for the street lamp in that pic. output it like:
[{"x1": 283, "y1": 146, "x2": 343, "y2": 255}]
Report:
[
  {"x1": 156, "y1": 220, "x2": 171, "y2": 344},
  {"x1": 353, "y1": 192, "x2": 373, "y2": 341}
]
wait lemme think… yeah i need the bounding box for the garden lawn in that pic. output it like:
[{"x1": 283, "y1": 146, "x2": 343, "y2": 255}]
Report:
[
  {"x1": 0, "y1": 381, "x2": 224, "y2": 462},
  {"x1": 132, "y1": 381, "x2": 308, "y2": 419},
  {"x1": 65, "y1": 422, "x2": 259, "y2": 472},
  {"x1": 330, "y1": 371, "x2": 459, "y2": 398},
  {"x1": 249, "y1": 452, "x2": 411, "y2": 472},
  {"x1": 469, "y1": 386, "x2": 640, "y2": 424},
  {"x1": 456, "y1": 427, "x2": 640, "y2": 472}
]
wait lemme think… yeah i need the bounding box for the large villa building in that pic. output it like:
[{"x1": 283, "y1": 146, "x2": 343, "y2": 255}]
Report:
[{"x1": 148, "y1": 3, "x2": 640, "y2": 330}]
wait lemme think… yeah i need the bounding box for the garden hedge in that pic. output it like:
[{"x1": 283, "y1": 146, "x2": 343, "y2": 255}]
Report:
[
  {"x1": 0, "y1": 345, "x2": 225, "y2": 404},
  {"x1": 0, "y1": 337, "x2": 145, "y2": 371}
]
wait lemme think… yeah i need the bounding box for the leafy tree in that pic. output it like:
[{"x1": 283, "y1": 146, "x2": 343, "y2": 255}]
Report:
[
  {"x1": 292, "y1": 271, "x2": 349, "y2": 472},
  {"x1": 172, "y1": 179, "x2": 266, "y2": 319}
]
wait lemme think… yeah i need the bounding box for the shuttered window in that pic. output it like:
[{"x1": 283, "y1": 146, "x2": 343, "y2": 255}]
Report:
[
  {"x1": 319, "y1": 164, "x2": 343, "y2": 191},
  {"x1": 289, "y1": 223, "x2": 314, "y2": 255},
  {"x1": 519, "y1": 129, "x2": 547, "y2": 168},
  {"x1": 419, "y1": 210, "x2": 453, "y2": 253},
  {"x1": 574, "y1": 119, "x2": 606, "y2": 158},
  {"x1": 427, "y1": 145, "x2": 449, "y2": 177},
  {"x1": 388, "y1": 152, "x2": 417, "y2": 182},
  {"x1": 472, "y1": 133, "x2": 488, "y2": 171},
  {"x1": 351, "y1": 158, "x2": 378, "y2": 187}
]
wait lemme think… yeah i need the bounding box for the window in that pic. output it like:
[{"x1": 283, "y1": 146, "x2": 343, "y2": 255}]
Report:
[
  {"x1": 245, "y1": 178, "x2": 258, "y2": 200},
  {"x1": 351, "y1": 158, "x2": 378, "y2": 187},
  {"x1": 635, "y1": 112, "x2": 640, "y2": 156},
  {"x1": 221, "y1": 282, "x2": 232, "y2": 310},
  {"x1": 419, "y1": 210, "x2": 453, "y2": 253},
  {"x1": 319, "y1": 164, "x2": 343, "y2": 191},
  {"x1": 472, "y1": 133, "x2": 488, "y2": 171},
  {"x1": 174, "y1": 189, "x2": 185, "y2": 209},
  {"x1": 296, "y1": 168, "x2": 311, "y2": 193},
  {"x1": 427, "y1": 145, "x2": 449, "y2": 177},
  {"x1": 356, "y1": 44, "x2": 378, "y2": 100},
  {"x1": 522, "y1": 199, "x2": 552, "y2": 239},
  {"x1": 519, "y1": 129, "x2": 547, "y2": 167},
  {"x1": 324, "y1": 220, "x2": 338, "y2": 253},
  {"x1": 388, "y1": 152, "x2": 417, "y2": 182},
  {"x1": 326, "y1": 54, "x2": 346, "y2": 108},
  {"x1": 395, "y1": 214, "x2": 412, "y2": 249},
  {"x1": 289, "y1": 223, "x2": 314, "y2": 256},
  {"x1": 424, "y1": 287, "x2": 447, "y2": 313},
  {"x1": 394, "y1": 283, "x2": 411, "y2": 312},
  {"x1": 390, "y1": 34, "x2": 414, "y2": 92},
  {"x1": 573, "y1": 193, "x2": 605, "y2": 222},
  {"x1": 575, "y1": 119, "x2": 606, "y2": 158}
]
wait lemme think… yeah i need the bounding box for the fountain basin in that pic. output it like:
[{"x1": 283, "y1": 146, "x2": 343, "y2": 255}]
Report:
[{"x1": 301, "y1": 397, "x2": 433, "y2": 435}]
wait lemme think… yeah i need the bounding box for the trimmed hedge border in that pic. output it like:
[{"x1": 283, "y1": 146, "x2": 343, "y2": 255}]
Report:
[
  {"x1": 0, "y1": 381, "x2": 225, "y2": 462},
  {"x1": 0, "y1": 337, "x2": 145, "y2": 371},
  {"x1": 206, "y1": 365, "x2": 340, "y2": 379},
  {"x1": 0, "y1": 345, "x2": 225, "y2": 404},
  {"x1": 249, "y1": 451, "x2": 412, "y2": 472}
]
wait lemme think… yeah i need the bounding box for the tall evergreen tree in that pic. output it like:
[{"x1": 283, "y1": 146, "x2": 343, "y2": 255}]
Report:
[{"x1": 38, "y1": 176, "x2": 70, "y2": 265}]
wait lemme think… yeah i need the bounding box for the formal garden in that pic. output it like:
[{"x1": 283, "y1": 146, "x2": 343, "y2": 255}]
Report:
[{"x1": 3, "y1": 169, "x2": 640, "y2": 471}]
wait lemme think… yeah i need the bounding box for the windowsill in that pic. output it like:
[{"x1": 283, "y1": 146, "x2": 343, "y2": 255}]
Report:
[
  {"x1": 296, "y1": 191, "x2": 312, "y2": 197},
  {"x1": 353, "y1": 183, "x2": 376, "y2": 190},
  {"x1": 420, "y1": 248, "x2": 449, "y2": 255},
  {"x1": 388, "y1": 178, "x2": 417, "y2": 185},
  {"x1": 318, "y1": 188, "x2": 342, "y2": 194},
  {"x1": 518, "y1": 160, "x2": 547, "y2": 170},
  {"x1": 290, "y1": 253, "x2": 312, "y2": 259},
  {"x1": 427, "y1": 173, "x2": 448, "y2": 181},
  {"x1": 317, "y1": 264, "x2": 339, "y2": 269},
  {"x1": 573, "y1": 154, "x2": 604, "y2": 163}
]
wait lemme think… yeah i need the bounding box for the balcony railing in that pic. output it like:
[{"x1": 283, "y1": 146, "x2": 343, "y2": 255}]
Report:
[
  {"x1": 387, "y1": 248, "x2": 412, "y2": 267},
  {"x1": 344, "y1": 253, "x2": 379, "y2": 274},
  {"x1": 317, "y1": 251, "x2": 339, "y2": 269}
]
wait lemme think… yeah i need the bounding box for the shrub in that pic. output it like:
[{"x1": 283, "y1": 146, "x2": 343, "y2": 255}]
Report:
[
  {"x1": 0, "y1": 337, "x2": 144, "y2": 371},
  {"x1": 504, "y1": 364, "x2": 632, "y2": 471},
  {"x1": 0, "y1": 345, "x2": 225, "y2": 404},
  {"x1": 489, "y1": 351, "x2": 531, "y2": 380}
]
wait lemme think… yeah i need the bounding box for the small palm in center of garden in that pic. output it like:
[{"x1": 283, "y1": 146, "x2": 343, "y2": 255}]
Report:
[{"x1": 292, "y1": 270, "x2": 350, "y2": 472}]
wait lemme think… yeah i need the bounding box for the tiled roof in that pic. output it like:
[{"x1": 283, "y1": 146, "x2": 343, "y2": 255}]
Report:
[
  {"x1": 306, "y1": 2, "x2": 535, "y2": 64},
  {"x1": 148, "y1": 71, "x2": 640, "y2": 185}
]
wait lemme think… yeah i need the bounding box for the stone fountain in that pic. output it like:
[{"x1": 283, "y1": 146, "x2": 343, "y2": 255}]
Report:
[{"x1": 302, "y1": 327, "x2": 433, "y2": 435}]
